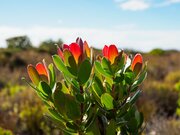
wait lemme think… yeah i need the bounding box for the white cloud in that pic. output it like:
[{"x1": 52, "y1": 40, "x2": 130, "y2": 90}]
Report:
[
  {"x1": 113, "y1": 23, "x2": 137, "y2": 30},
  {"x1": 119, "y1": 0, "x2": 150, "y2": 11},
  {"x1": 155, "y1": 0, "x2": 180, "y2": 7},
  {"x1": 168, "y1": 0, "x2": 180, "y2": 3},
  {"x1": 0, "y1": 26, "x2": 180, "y2": 52},
  {"x1": 115, "y1": 0, "x2": 180, "y2": 11}
]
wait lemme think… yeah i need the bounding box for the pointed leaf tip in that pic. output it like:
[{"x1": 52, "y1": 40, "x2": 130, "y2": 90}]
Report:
[
  {"x1": 102, "y1": 45, "x2": 109, "y2": 58},
  {"x1": 63, "y1": 44, "x2": 69, "y2": 50},
  {"x1": 84, "y1": 41, "x2": 90, "y2": 58},
  {"x1": 57, "y1": 47, "x2": 64, "y2": 60}
]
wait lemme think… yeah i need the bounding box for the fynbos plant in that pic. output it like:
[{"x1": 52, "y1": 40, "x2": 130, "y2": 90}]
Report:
[{"x1": 25, "y1": 38, "x2": 147, "y2": 135}]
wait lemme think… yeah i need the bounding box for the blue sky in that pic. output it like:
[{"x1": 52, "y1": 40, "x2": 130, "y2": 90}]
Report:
[{"x1": 0, "y1": 0, "x2": 180, "y2": 51}]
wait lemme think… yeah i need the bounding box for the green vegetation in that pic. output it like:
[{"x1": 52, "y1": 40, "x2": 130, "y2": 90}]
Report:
[
  {"x1": 39, "y1": 39, "x2": 63, "y2": 54},
  {"x1": 6, "y1": 36, "x2": 32, "y2": 49},
  {"x1": 0, "y1": 85, "x2": 62, "y2": 135},
  {"x1": 149, "y1": 48, "x2": 165, "y2": 55},
  {"x1": 0, "y1": 127, "x2": 13, "y2": 135},
  {"x1": 0, "y1": 36, "x2": 180, "y2": 134}
]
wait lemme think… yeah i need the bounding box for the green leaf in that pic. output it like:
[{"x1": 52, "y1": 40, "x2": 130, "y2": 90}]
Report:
[
  {"x1": 117, "y1": 103, "x2": 130, "y2": 118},
  {"x1": 36, "y1": 90, "x2": 48, "y2": 101},
  {"x1": 92, "y1": 76, "x2": 104, "y2": 96},
  {"x1": 105, "y1": 76, "x2": 113, "y2": 86},
  {"x1": 103, "y1": 81, "x2": 111, "y2": 93},
  {"x1": 124, "y1": 71, "x2": 134, "y2": 84},
  {"x1": 48, "y1": 63, "x2": 56, "y2": 89},
  {"x1": 135, "y1": 111, "x2": 144, "y2": 128},
  {"x1": 91, "y1": 87, "x2": 102, "y2": 107},
  {"x1": 76, "y1": 93, "x2": 84, "y2": 103},
  {"x1": 131, "y1": 70, "x2": 147, "y2": 91},
  {"x1": 95, "y1": 61, "x2": 112, "y2": 78},
  {"x1": 53, "y1": 82, "x2": 66, "y2": 116},
  {"x1": 66, "y1": 122, "x2": 79, "y2": 130},
  {"x1": 48, "y1": 108, "x2": 66, "y2": 122},
  {"x1": 38, "y1": 81, "x2": 52, "y2": 96},
  {"x1": 61, "y1": 82, "x2": 70, "y2": 94},
  {"x1": 101, "y1": 93, "x2": 114, "y2": 110},
  {"x1": 45, "y1": 115, "x2": 66, "y2": 130},
  {"x1": 84, "y1": 107, "x2": 98, "y2": 130},
  {"x1": 65, "y1": 94, "x2": 81, "y2": 120},
  {"x1": 127, "y1": 117, "x2": 138, "y2": 133},
  {"x1": 46, "y1": 115, "x2": 76, "y2": 134},
  {"x1": 63, "y1": 77, "x2": 79, "y2": 92},
  {"x1": 52, "y1": 55, "x2": 74, "y2": 78},
  {"x1": 101, "y1": 57, "x2": 113, "y2": 75},
  {"x1": 78, "y1": 59, "x2": 92, "y2": 85},
  {"x1": 63, "y1": 50, "x2": 78, "y2": 76},
  {"x1": 112, "y1": 52, "x2": 125, "y2": 73},
  {"x1": 114, "y1": 74, "x2": 124, "y2": 84},
  {"x1": 53, "y1": 83, "x2": 80, "y2": 120},
  {"x1": 106, "y1": 120, "x2": 116, "y2": 135},
  {"x1": 86, "y1": 119, "x2": 101, "y2": 135},
  {"x1": 129, "y1": 90, "x2": 141, "y2": 105}
]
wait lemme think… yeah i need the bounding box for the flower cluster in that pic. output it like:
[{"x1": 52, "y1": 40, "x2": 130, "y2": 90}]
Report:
[
  {"x1": 57, "y1": 37, "x2": 90, "y2": 64},
  {"x1": 26, "y1": 37, "x2": 147, "y2": 135}
]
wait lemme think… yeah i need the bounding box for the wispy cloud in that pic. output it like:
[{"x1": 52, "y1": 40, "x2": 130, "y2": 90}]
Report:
[
  {"x1": 0, "y1": 26, "x2": 180, "y2": 52},
  {"x1": 155, "y1": 0, "x2": 180, "y2": 7},
  {"x1": 118, "y1": 0, "x2": 150, "y2": 11},
  {"x1": 115, "y1": 0, "x2": 180, "y2": 11}
]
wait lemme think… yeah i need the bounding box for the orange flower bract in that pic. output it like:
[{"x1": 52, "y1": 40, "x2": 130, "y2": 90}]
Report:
[
  {"x1": 131, "y1": 53, "x2": 143, "y2": 71},
  {"x1": 57, "y1": 37, "x2": 91, "y2": 64},
  {"x1": 102, "y1": 45, "x2": 118, "y2": 64}
]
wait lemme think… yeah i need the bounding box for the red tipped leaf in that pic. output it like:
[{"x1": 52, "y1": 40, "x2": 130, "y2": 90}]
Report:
[
  {"x1": 27, "y1": 64, "x2": 41, "y2": 86},
  {"x1": 108, "y1": 45, "x2": 118, "y2": 64},
  {"x1": 63, "y1": 44, "x2": 69, "y2": 50},
  {"x1": 57, "y1": 47, "x2": 64, "y2": 60},
  {"x1": 84, "y1": 41, "x2": 90, "y2": 58},
  {"x1": 102, "y1": 45, "x2": 109, "y2": 59},
  {"x1": 36, "y1": 63, "x2": 48, "y2": 77},
  {"x1": 131, "y1": 53, "x2": 143, "y2": 71},
  {"x1": 69, "y1": 43, "x2": 82, "y2": 64}
]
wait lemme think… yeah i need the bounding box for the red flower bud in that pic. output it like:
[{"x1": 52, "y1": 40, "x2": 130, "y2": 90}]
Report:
[
  {"x1": 131, "y1": 53, "x2": 143, "y2": 71},
  {"x1": 102, "y1": 45, "x2": 118, "y2": 64},
  {"x1": 57, "y1": 37, "x2": 91, "y2": 64},
  {"x1": 69, "y1": 43, "x2": 82, "y2": 64},
  {"x1": 27, "y1": 61, "x2": 49, "y2": 85},
  {"x1": 36, "y1": 63, "x2": 48, "y2": 78}
]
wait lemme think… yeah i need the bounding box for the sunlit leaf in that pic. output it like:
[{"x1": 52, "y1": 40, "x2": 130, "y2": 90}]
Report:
[
  {"x1": 52, "y1": 55, "x2": 74, "y2": 78},
  {"x1": 63, "y1": 49, "x2": 77, "y2": 76},
  {"x1": 48, "y1": 63, "x2": 56, "y2": 90},
  {"x1": 27, "y1": 64, "x2": 41, "y2": 86},
  {"x1": 95, "y1": 61, "x2": 112, "y2": 78},
  {"x1": 101, "y1": 93, "x2": 114, "y2": 110},
  {"x1": 101, "y1": 57, "x2": 113, "y2": 75}
]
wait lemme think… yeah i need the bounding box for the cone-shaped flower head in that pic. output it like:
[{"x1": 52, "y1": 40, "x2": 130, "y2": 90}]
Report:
[
  {"x1": 102, "y1": 45, "x2": 118, "y2": 64},
  {"x1": 57, "y1": 37, "x2": 90, "y2": 64}
]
